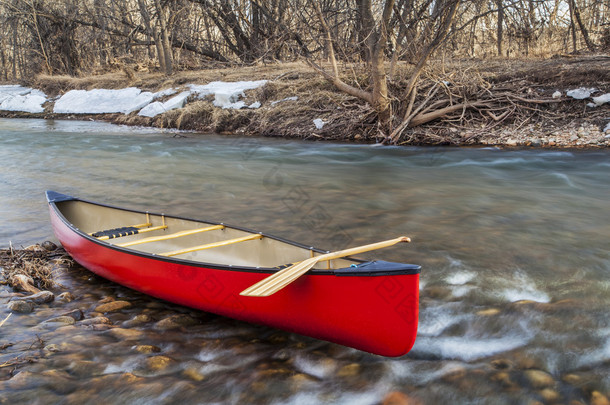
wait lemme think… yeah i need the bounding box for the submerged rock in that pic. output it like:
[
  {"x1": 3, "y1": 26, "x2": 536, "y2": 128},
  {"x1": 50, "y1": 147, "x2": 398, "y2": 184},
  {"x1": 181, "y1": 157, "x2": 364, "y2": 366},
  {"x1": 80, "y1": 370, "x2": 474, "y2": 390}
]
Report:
[
  {"x1": 7, "y1": 300, "x2": 34, "y2": 313},
  {"x1": 524, "y1": 369, "x2": 555, "y2": 389},
  {"x1": 153, "y1": 314, "x2": 198, "y2": 330},
  {"x1": 56, "y1": 292, "x2": 75, "y2": 303},
  {"x1": 108, "y1": 328, "x2": 144, "y2": 340},
  {"x1": 134, "y1": 345, "x2": 161, "y2": 354},
  {"x1": 11, "y1": 290, "x2": 55, "y2": 305},
  {"x1": 146, "y1": 355, "x2": 173, "y2": 372},
  {"x1": 95, "y1": 300, "x2": 132, "y2": 313}
]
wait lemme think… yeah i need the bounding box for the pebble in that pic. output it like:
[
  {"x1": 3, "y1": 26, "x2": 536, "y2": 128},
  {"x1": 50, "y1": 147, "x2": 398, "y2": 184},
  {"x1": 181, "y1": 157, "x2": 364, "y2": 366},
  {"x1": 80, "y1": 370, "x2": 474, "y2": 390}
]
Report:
[
  {"x1": 12, "y1": 290, "x2": 55, "y2": 305},
  {"x1": 134, "y1": 345, "x2": 161, "y2": 354},
  {"x1": 539, "y1": 388, "x2": 561, "y2": 402},
  {"x1": 61, "y1": 309, "x2": 84, "y2": 321},
  {"x1": 108, "y1": 328, "x2": 144, "y2": 340},
  {"x1": 43, "y1": 316, "x2": 76, "y2": 325},
  {"x1": 382, "y1": 391, "x2": 422, "y2": 405},
  {"x1": 591, "y1": 391, "x2": 610, "y2": 405},
  {"x1": 7, "y1": 300, "x2": 35, "y2": 313},
  {"x1": 41, "y1": 241, "x2": 57, "y2": 251},
  {"x1": 337, "y1": 363, "x2": 360, "y2": 377},
  {"x1": 57, "y1": 292, "x2": 75, "y2": 303},
  {"x1": 78, "y1": 316, "x2": 112, "y2": 326},
  {"x1": 146, "y1": 355, "x2": 173, "y2": 371},
  {"x1": 153, "y1": 314, "x2": 198, "y2": 330},
  {"x1": 95, "y1": 300, "x2": 132, "y2": 313},
  {"x1": 524, "y1": 369, "x2": 555, "y2": 389},
  {"x1": 182, "y1": 367, "x2": 205, "y2": 381}
]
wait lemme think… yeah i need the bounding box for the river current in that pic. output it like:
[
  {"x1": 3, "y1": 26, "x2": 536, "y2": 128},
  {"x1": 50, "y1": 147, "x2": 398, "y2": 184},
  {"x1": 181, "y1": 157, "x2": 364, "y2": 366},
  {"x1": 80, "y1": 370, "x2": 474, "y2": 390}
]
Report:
[{"x1": 0, "y1": 118, "x2": 609, "y2": 404}]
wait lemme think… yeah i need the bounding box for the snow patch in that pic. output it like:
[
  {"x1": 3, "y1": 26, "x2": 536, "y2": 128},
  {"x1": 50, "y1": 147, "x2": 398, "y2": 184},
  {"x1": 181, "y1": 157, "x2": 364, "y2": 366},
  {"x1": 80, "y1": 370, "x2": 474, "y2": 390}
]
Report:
[
  {"x1": 54, "y1": 88, "x2": 154, "y2": 114},
  {"x1": 189, "y1": 80, "x2": 267, "y2": 109},
  {"x1": 604, "y1": 122, "x2": 610, "y2": 133},
  {"x1": 313, "y1": 118, "x2": 325, "y2": 129},
  {"x1": 592, "y1": 93, "x2": 610, "y2": 106},
  {"x1": 138, "y1": 91, "x2": 190, "y2": 117},
  {"x1": 566, "y1": 87, "x2": 596, "y2": 100},
  {"x1": 153, "y1": 88, "x2": 178, "y2": 99},
  {"x1": 0, "y1": 85, "x2": 47, "y2": 113}
]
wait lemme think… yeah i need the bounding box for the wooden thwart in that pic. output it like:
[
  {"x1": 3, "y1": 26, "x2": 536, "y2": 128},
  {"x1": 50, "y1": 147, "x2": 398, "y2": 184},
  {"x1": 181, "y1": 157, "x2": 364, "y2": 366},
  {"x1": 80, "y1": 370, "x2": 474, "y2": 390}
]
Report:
[
  {"x1": 160, "y1": 233, "x2": 263, "y2": 257},
  {"x1": 117, "y1": 225, "x2": 225, "y2": 247},
  {"x1": 240, "y1": 236, "x2": 411, "y2": 297}
]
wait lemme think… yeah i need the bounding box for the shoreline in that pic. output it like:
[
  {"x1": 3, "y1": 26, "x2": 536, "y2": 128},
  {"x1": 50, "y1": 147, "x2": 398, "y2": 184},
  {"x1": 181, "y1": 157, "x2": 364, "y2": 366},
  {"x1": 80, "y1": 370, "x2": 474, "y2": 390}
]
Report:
[{"x1": 2, "y1": 58, "x2": 609, "y2": 148}]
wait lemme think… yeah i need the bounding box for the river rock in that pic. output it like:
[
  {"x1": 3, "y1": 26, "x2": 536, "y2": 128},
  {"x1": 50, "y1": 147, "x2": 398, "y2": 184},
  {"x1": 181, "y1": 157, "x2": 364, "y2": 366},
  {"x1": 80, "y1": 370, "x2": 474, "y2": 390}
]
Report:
[
  {"x1": 78, "y1": 316, "x2": 112, "y2": 326},
  {"x1": 382, "y1": 391, "x2": 422, "y2": 405},
  {"x1": 591, "y1": 391, "x2": 610, "y2": 405},
  {"x1": 108, "y1": 327, "x2": 144, "y2": 340},
  {"x1": 337, "y1": 363, "x2": 361, "y2": 377},
  {"x1": 539, "y1": 388, "x2": 560, "y2": 402},
  {"x1": 43, "y1": 315, "x2": 76, "y2": 325},
  {"x1": 134, "y1": 345, "x2": 161, "y2": 354},
  {"x1": 7, "y1": 300, "x2": 34, "y2": 313},
  {"x1": 61, "y1": 309, "x2": 84, "y2": 321},
  {"x1": 153, "y1": 314, "x2": 198, "y2": 330},
  {"x1": 41, "y1": 241, "x2": 58, "y2": 251},
  {"x1": 44, "y1": 344, "x2": 61, "y2": 353},
  {"x1": 524, "y1": 369, "x2": 555, "y2": 388},
  {"x1": 56, "y1": 292, "x2": 75, "y2": 303},
  {"x1": 182, "y1": 367, "x2": 205, "y2": 381},
  {"x1": 95, "y1": 300, "x2": 132, "y2": 313},
  {"x1": 146, "y1": 355, "x2": 173, "y2": 371},
  {"x1": 11, "y1": 290, "x2": 55, "y2": 305},
  {"x1": 122, "y1": 314, "x2": 153, "y2": 327}
]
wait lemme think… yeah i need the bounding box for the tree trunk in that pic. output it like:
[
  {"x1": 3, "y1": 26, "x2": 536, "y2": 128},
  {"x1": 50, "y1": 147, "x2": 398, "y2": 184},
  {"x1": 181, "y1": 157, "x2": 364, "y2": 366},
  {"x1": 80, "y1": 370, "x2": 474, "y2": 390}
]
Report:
[
  {"x1": 496, "y1": 0, "x2": 504, "y2": 56},
  {"x1": 154, "y1": 0, "x2": 173, "y2": 75},
  {"x1": 571, "y1": 0, "x2": 595, "y2": 51}
]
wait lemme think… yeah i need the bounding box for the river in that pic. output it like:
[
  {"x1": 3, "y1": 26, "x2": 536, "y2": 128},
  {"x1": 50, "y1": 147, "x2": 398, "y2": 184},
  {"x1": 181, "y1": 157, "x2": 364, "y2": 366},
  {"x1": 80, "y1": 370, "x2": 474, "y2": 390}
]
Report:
[{"x1": 1, "y1": 118, "x2": 609, "y2": 404}]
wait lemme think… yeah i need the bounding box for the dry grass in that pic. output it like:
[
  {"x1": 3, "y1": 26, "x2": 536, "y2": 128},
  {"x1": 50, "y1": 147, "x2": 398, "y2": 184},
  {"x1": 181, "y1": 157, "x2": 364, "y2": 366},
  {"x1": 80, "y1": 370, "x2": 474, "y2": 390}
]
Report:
[{"x1": 0, "y1": 244, "x2": 71, "y2": 291}]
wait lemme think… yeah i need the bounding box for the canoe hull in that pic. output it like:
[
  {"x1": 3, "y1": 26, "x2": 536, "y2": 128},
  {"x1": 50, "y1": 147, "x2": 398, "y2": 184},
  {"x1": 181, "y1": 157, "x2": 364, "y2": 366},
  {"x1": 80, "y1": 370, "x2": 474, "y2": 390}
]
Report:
[{"x1": 48, "y1": 194, "x2": 419, "y2": 357}]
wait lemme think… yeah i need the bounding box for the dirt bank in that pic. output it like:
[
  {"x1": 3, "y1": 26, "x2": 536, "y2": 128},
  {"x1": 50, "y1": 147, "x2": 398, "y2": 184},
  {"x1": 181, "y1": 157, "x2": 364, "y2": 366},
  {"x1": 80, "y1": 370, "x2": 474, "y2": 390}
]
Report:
[{"x1": 2, "y1": 56, "x2": 609, "y2": 147}]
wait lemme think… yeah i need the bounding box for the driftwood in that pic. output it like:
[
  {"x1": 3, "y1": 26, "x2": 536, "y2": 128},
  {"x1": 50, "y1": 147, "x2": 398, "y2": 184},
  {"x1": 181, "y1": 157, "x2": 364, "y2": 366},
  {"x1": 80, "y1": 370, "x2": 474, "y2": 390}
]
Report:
[{"x1": 12, "y1": 274, "x2": 41, "y2": 294}]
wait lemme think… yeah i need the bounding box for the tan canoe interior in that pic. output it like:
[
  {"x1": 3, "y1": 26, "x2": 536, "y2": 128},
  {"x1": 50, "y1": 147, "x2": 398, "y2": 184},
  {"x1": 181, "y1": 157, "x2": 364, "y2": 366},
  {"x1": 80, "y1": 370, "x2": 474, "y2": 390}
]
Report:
[{"x1": 57, "y1": 200, "x2": 356, "y2": 270}]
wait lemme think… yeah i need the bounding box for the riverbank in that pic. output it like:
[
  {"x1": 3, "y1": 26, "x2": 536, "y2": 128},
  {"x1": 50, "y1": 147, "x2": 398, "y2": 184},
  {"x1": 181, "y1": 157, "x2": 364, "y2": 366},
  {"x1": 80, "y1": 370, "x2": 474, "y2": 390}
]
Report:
[{"x1": 1, "y1": 56, "x2": 610, "y2": 147}]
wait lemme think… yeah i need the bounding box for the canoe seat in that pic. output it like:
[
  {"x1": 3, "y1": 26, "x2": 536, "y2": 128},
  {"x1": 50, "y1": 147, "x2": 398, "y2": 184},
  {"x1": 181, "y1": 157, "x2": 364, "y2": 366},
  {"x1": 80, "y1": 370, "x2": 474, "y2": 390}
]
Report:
[{"x1": 92, "y1": 226, "x2": 140, "y2": 239}]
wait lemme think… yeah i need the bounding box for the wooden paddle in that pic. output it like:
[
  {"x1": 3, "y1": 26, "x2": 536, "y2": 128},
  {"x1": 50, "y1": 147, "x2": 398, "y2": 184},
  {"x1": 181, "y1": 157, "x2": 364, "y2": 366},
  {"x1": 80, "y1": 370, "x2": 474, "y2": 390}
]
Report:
[{"x1": 240, "y1": 236, "x2": 411, "y2": 297}]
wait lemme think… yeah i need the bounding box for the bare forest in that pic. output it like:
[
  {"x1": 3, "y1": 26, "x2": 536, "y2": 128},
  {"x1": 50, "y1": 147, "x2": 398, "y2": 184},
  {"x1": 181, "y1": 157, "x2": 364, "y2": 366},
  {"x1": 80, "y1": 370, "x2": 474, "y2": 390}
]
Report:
[{"x1": 1, "y1": 0, "x2": 609, "y2": 144}]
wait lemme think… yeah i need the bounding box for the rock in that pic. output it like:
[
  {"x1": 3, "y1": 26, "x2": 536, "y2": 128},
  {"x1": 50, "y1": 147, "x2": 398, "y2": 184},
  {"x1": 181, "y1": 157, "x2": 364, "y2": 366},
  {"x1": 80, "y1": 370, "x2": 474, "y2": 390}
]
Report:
[
  {"x1": 95, "y1": 300, "x2": 132, "y2": 313},
  {"x1": 490, "y1": 359, "x2": 513, "y2": 370},
  {"x1": 591, "y1": 391, "x2": 610, "y2": 405},
  {"x1": 44, "y1": 344, "x2": 61, "y2": 353},
  {"x1": 57, "y1": 292, "x2": 75, "y2": 303},
  {"x1": 570, "y1": 134, "x2": 579, "y2": 142},
  {"x1": 12, "y1": 274, "x2": 40, "y2": 294},
  {"x1": 78, "y1": 316, "x2": 112, "y2": 326},
  {"x1": 146, "y1": 355, "x2": 173, "y2": 371},
  {"x1": 122, "y1": 314, "x2": 152, "y2": 327},
  {"x1": 12, "y1": 290, "x2": 55, "y2": 305},
  {"x1": 134, "y1": 345, "x2": 161, "y2": 354},
  {"x1": 7, "y1": 300, "x2": 35, "y2": 313},
  {"x1": 490, "y1": 372, "x2": 514, "y2": 388},
  {"x1": 43, "y1": 316, "x2": 76, "y2": 325},
  {"x1": 182, "y1": 367, "x2": 205, "y2": 381},
  {"x1": 61, "y1": 309, "x2": 84, "y2": 321},
  {"x1": 41, "y1": 241, "x2": 58, "y2": 251},
  {"x1": 539, "y1": 388, "x2": 560, "y2": 402},
  {"x1": 108, "y1": 328, "x2": 144, "y2": 340},
  {"x1": 561, "y1": 373, "x2": 581, "y2": 385},
  {"x1": 524, "y1": 369, "x2": 555, "y2": 389},
  {"x1": 337, "y1": 363, "x2": 361, "y2": 377},
  {"x1": 153, "y1": 314, "x2": 198, "y2": 330},
  {"x1": 382, "y1": 391, "x2": 422, "y2": 405},
  {"x1": 530, "y1": 138, "x2": 542, "y2": 147},
  {"x1": 477, "y1": 308, "x2": 501, "y2": 316}
]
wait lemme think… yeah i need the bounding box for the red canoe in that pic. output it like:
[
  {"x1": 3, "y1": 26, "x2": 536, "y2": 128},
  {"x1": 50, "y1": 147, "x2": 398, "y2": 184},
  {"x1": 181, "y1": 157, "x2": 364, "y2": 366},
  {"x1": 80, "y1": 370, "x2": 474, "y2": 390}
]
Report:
[{"x1": 46, "y1": 191, "x2": 420, "y2": 356}]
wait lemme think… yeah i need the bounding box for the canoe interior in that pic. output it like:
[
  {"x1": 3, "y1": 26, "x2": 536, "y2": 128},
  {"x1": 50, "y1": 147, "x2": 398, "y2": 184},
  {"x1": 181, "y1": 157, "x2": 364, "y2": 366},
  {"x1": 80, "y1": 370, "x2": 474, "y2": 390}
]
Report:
[{"x1": 56, "y1": 199, "x2": 357, "y2": 270}]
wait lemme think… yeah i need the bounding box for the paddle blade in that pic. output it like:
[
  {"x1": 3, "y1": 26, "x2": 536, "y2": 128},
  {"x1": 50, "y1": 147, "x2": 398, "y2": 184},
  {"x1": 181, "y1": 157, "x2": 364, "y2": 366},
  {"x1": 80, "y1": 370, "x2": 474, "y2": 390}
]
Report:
[{"x1": 240, "y1": 257, "x2": 318, "y2": 297}]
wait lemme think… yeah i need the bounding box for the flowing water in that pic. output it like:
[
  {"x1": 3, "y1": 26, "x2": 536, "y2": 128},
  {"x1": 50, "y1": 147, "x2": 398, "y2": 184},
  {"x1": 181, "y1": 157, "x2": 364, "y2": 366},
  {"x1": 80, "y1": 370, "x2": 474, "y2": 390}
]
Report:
[{"x1": 0, "y1": 118, "x2": 609, "y2": 404}]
